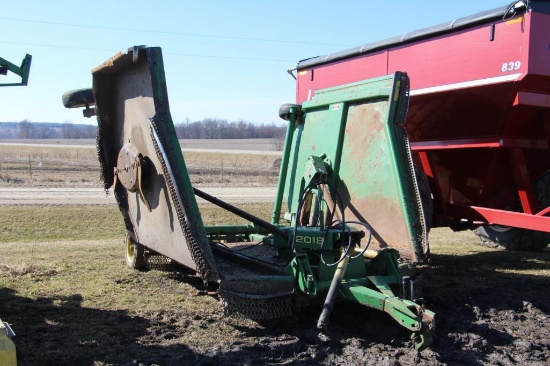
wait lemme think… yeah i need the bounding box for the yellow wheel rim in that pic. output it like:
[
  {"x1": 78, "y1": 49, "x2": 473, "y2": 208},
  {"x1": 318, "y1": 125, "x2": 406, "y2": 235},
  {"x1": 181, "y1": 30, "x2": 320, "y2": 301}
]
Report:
[{"x1": 126, "y1": 234, "x2": 135, "y2": 261}]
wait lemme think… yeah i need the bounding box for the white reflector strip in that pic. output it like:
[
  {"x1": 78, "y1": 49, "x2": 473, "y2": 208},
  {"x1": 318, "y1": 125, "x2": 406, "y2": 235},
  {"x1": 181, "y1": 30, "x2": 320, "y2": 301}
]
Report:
[{"x1": 410, "y1": 73, "x2": 522, "y2": 96}]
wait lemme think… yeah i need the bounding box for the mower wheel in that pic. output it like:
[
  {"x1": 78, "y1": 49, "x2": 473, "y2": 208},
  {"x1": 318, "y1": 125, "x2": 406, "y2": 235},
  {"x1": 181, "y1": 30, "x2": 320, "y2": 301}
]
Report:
[
  {"x1": 62, "y1": 88, "x2": 94, "y2": 108},
  {"x1": 474, "y1": 172, "x2": 550, "y2": 251},
  {"x1": 279, "y1": 103, "x2": 301, "y2": 121},
  {"x1": 125, "y1": 233, "x2": 147, "y2": 270}
]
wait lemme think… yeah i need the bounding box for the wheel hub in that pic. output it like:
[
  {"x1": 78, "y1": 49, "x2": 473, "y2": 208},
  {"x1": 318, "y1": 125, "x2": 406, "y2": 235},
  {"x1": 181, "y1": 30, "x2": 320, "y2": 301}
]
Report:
[{"x1": 116, "y1": 143, "x2": 140, "y2": 192}]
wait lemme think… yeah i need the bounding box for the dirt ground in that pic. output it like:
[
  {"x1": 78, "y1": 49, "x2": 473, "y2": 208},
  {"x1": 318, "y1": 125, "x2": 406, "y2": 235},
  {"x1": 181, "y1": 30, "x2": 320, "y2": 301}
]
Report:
[
  {"x1": 2, "y1": 234, "x2": 549, "y2": 365},
  {"x1": 130, "y1": 246, "x2": 550, "y2": 366}
]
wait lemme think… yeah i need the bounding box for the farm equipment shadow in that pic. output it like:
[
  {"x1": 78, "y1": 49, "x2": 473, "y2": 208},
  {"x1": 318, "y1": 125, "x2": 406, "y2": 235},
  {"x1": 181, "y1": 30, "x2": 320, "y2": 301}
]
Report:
[{"x1": 0, "y1": 287, "x2": 201, "y2": 365}]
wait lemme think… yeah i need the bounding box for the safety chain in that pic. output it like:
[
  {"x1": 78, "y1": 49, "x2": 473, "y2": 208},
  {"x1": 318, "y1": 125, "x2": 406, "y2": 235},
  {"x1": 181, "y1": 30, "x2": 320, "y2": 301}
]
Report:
[
  {"x1": 218, "y1": 289, "x2": 294, "y2": 320},
  {"x1": 395, "y1": 73, "x2": 429, "y2": 261},
  {"x1": 148, "y1": 115, "x2": 217, "y2": 282}
]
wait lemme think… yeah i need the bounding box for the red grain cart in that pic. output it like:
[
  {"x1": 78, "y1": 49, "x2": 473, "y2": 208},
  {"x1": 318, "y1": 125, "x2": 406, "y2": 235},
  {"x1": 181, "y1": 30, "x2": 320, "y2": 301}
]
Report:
[{"x1": 294, "y1": 1, "x2": 550, "y2": 251}]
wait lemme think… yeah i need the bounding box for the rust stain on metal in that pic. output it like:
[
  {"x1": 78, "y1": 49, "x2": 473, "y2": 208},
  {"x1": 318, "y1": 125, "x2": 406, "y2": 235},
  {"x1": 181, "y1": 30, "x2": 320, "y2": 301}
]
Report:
[
  {"x1": 91, "y1": 51, "x2": 124, "y2": 73},
  {"x1": 337, "y1": 100, "x2": 415, "y2": 259}
]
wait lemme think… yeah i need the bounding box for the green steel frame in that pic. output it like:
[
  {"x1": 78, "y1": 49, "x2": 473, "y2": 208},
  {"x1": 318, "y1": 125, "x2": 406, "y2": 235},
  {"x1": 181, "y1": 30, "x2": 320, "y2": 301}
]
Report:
[
  {"x1": 0, "y1": 54, "x2": 32, "y2": 87},
  {"x1": 68, "y1": 46, "x2": 435, "y2": 351},
  {"x1": 209, "y1": 72, "x2": 435, "y2": 348}
]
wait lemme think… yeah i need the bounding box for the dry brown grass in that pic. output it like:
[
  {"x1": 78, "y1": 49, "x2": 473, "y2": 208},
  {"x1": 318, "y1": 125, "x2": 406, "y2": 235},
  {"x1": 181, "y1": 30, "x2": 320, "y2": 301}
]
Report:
[{"x1": 0, "y1": 143, "x2": 280, "y2": 187}]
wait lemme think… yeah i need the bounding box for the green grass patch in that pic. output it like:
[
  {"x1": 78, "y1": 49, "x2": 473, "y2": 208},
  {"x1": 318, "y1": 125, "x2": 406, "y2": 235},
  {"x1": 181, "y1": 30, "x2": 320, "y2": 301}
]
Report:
[
  {"x1": 0, "y1": 206, "x2": 124, "y2": 242},
  {"x1": 0, "y1": 203, "x2": 275, "y2": 243}
]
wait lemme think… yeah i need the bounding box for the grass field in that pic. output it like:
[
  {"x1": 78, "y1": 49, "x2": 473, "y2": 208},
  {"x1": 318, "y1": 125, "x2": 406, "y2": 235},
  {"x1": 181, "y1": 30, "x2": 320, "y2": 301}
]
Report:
[
  {"x1": 1, "y1": 141, "x2": 550, "y2": 365},
  {"x1": 1, "y1": 204, "x2": 549, "y2": 365},
  {"x1": 0, "y1": 204, "x2": 273, "y2": 243}
]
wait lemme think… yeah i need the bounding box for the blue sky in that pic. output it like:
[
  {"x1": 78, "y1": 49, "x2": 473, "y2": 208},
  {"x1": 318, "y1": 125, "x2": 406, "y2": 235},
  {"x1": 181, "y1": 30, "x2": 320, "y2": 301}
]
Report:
[{"x1": 1, "y1": 0, "x2": 510, "y2": 125}]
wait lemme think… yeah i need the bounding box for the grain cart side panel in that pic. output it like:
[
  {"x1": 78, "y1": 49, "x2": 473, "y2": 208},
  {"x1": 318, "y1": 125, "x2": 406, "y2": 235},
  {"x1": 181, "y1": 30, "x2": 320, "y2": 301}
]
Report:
[
  {"x1": 294, "y1": 2, "x2": 550, "y2": 250},
  {"x1": 296, "y1": 3, "x2": 526, "y2": 104},
  {"x1": 281, "y1": 73, "x2": 427, "y2": 261},
  {"x1": 92, "y1": 47, "x2": 218, "y2": 281}
]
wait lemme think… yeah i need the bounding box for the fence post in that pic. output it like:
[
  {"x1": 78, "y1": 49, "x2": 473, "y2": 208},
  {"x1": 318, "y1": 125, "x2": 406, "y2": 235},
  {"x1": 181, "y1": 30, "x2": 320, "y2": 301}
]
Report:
[{"x1": 28, "y1": 155, "x2": 33, "y2": 185}]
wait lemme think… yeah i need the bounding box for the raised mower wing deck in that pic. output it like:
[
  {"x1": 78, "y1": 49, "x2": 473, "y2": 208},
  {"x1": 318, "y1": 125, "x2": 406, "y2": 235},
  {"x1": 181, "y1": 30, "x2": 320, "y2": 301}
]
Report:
[
  {"x1": 275, "y1": 73, "x2": 428, "y2": 262},
  {"x1": 92, "y1": 47, "x2": 218, "y2": 282}
]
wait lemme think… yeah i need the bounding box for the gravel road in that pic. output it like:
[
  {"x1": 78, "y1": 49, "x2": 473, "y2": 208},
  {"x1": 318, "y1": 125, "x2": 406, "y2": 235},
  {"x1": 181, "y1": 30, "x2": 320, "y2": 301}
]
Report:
[
  {"x1": 0, "y1": 186, "x2": 276, "y2": 205},
  {"x1": 0, "y1": 139, "x2": 282, "y2": 156}
]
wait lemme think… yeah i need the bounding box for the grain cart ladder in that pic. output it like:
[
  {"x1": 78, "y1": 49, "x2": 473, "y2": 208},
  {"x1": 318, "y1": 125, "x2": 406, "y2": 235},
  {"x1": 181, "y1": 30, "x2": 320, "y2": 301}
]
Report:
[{"x1": 63, "y1": 46, "x2": 434, "y2": 349}]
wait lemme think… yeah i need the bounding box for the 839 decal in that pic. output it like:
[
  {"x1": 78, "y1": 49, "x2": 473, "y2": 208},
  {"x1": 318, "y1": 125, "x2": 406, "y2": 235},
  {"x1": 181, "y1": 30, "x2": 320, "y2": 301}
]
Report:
[{"x1": 501, "y1": 61, "x2": 521, "y2": 72}]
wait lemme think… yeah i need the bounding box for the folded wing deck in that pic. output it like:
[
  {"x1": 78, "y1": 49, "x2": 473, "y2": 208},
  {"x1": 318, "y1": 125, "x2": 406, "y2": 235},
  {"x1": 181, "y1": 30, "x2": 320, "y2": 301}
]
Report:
[{"x1": 92, "y1": 47, "x2": 218, "y2": 282}]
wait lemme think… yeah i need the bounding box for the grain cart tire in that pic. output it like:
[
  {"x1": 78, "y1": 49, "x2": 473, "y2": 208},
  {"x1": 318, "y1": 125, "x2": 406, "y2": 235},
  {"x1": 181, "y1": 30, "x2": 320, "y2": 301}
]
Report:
[
  {"x1": 474, "y1": 225, "x2": 549, "y2": 251},
  {"x1": 62, "y1": 88, "x2": 94, "y2": 108},
  {"x1": 474, "y1": 172, "x2": 550, "y2": 251},
  {"x1": 125, "y1": 233, "x2": 147, "y2": 270},
  {"x1": 279, "y1": 103, "x2": 300, "y2": 121}
]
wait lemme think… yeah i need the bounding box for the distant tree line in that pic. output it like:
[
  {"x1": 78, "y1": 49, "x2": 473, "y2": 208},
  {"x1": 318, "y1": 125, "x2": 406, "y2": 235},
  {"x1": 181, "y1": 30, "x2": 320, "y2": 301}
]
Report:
[
  {"x1": 0, "y1": 120, "x2": 97, "y2": 139},
  {"x1": 0, "y1": 119, "x2": 286, "y2": 139},
  {"x1": 173, "y1": 118, "x2": 286, "y2": 139}
]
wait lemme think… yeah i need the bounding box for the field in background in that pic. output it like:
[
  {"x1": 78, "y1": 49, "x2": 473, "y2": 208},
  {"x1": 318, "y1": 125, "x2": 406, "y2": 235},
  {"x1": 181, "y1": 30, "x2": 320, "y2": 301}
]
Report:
[
  {"x1": 0, "y1": 204, "x2": 273, "y2": 243},
  {"x1": 0, "y1": 139, "x2": 282, "y2": 187}
]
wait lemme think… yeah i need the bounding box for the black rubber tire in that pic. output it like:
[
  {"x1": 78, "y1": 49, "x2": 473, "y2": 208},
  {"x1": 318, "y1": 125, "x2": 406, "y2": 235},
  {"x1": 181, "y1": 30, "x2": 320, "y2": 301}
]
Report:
[
  {"x1": 279, "y1": 103, "x2": 300, "y2": 121},
  {"x1": 474, "y1": 172, "x2": 550, "y2": 251},
  {"x1": 62, "y1": 88, "x2": 94, "y2": 109},
  {"x1": 474, "y1": 225, "x2": 549, "y2": 251},
  {"x1": 125, "y1": 233, "x2": 147, "y2": 270}
]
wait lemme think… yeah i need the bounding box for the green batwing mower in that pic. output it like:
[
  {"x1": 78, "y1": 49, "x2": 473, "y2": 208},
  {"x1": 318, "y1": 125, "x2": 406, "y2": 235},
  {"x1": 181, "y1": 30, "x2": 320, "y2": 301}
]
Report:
[{"x1": 63, "y1": 46, "x2": 435, "y2": 350}]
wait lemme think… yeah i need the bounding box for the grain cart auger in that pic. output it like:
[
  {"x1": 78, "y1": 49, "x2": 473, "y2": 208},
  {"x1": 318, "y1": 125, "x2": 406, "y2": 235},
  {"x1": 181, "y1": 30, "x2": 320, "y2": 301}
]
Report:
[{"x1": 62, "y1": 46, "x2": 435, "y2": 349}]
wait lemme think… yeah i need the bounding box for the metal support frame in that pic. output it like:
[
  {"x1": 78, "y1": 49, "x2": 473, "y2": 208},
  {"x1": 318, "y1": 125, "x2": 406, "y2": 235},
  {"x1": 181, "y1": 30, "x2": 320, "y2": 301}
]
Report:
[
  {"x1": 508, "y1": 148, "x2": 538, "y2": 214},
  {"x1": 411, "y1": 137, "x2": 549, "y2": 151},
  {"x1": 338, "y1": 274, "x2": 434, "y2": 350},
  {"x1": 0, "y1": 54, "x2": 32, "y2": 86},
  {"x1": 447, "y1": 204, "x2": 550, "y2": 230},
  {"x1": 272, "y1": 106, "x2": 300, "y2": 225},
  {"x1": 413, "y1": 135, "x2": 550, "y2": 231}
]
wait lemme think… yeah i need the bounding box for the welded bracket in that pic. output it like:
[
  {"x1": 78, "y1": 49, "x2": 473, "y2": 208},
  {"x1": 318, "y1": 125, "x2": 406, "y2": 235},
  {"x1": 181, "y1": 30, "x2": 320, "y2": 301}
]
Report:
[
  {"x1": 292, "y1": 254, "x2": 317, "y2": 295},
  {"x1": 0, "y1": 54, "x2": 32, "y2": 86},
  {"x1": 339, "y1": 279, "x2": 435, "y2": 350}
]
